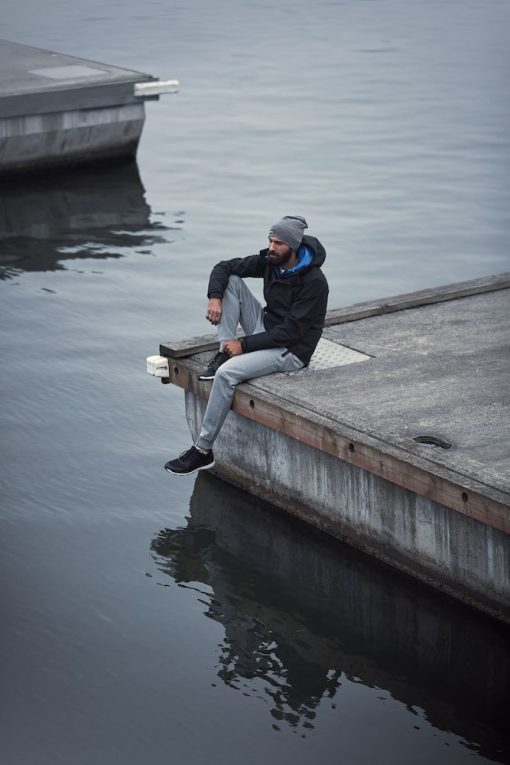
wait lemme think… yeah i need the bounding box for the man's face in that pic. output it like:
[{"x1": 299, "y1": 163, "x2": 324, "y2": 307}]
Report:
[{"x1": 267, "y1": 237, "x2": 296, "y2": 268}]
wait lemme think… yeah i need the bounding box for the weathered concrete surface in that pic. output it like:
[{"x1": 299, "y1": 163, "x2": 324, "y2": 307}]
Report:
[
  {"x1": 157, "y1": 275, "x2": 510, "y2": 622},
  {"x1": 257, "y1": 286, "x2": 510, "y2": 498},
  {"x1": 0, "y1": 104, "x2": 145, "y2": 172},
  {"x1": 0, "y1": 40, "x2": 158, "y2": 173}
]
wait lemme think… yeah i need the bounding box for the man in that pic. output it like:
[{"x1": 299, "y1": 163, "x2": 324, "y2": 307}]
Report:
[{"x1": 164, "y1": 215, "x2": 329, "y2": 475}]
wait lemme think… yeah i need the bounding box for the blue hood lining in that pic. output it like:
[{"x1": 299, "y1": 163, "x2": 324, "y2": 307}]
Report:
[{"x1": 277, "y1": 244, "x2": 313, "y2": 277}]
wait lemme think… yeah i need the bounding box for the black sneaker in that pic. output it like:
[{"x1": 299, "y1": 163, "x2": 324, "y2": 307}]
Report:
[
  {"x1": 164, "y1": 445, "x2": 215, "y2": 475},
  {"x1": 198, "y1": 350, "x2": 230, "y2": 381}
]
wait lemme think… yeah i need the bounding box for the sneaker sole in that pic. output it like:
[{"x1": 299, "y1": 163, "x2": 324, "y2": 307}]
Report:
[
  {"x1": 164, "y1": 460, "x2": 215, "y2": 476},
  {"x1": 198, "y1": 374, "x2": 215, "y2": 381}
]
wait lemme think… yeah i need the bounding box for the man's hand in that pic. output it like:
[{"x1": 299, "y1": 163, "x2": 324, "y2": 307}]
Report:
[
  {"x1": 206, "y1": 298, "x2": 223, "y2": 325},
  {"x1": 223, "y1": 339, "x2": 243, "y2": 357}
]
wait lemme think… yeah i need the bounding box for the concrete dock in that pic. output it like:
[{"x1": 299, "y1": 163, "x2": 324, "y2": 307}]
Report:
[
  {"x1": 150, "y1": 273, "x2": 510, "y2": 623},
  {"x1": 0, "y1": 40, "x2": 177, "y2": 174}
]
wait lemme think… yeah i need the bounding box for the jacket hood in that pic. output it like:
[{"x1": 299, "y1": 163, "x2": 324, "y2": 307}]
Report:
[{"x1": 301, "y1": 234, "x2": 326, "y2": 267}]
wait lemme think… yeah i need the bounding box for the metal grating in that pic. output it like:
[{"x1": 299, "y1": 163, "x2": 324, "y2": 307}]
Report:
[{"x1": 305, "y1": 338, "x2": 371, "y2": 372}]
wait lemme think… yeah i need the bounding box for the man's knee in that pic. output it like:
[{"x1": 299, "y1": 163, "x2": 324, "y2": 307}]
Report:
[
  {"x1": 226, "y1": 275, "x2": 243, "y2": 290},
  {"x1": 215, "y1": 355, "x2": 251, "y2": 388},
  {"x1": 214, "y1": 360, "x2": 236, "y2": 386}
]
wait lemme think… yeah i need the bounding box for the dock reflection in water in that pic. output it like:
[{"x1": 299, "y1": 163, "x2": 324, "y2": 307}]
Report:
[
  {"x1": 0, "y1": 161, "x2": 173, "y2": 279},
  {"x1": 152, "y1": 473, "x2": 509, "y2": 760}
]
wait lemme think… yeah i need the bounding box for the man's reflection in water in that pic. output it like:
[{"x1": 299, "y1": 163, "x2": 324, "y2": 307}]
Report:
[
  {"x1": 151, "y1": 473, "x2": 510, "y2": 754},
  {"x1": 153, "y1": 519, "x2": 339, "y2": 731},
  {"x1": 0, "y1": 160, "x2": 178, "y2": 279}
]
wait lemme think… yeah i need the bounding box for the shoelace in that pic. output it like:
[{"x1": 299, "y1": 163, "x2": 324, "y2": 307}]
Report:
[{"x1": 179, "y1": 446, "x2": 198, "y2": 460}]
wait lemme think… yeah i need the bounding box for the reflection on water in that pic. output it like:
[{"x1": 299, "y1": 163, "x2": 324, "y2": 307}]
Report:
[
  {"x1": 152, "y1": 473, "x2": 510, "y2": 759},
  {"x1": 0, "y1": 161, "x2": 174, "y2": 279}
]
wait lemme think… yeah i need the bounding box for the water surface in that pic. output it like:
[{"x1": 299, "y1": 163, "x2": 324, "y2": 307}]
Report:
[{"x1": 1, "y1": 1, "x2": 510, "y2": 762}]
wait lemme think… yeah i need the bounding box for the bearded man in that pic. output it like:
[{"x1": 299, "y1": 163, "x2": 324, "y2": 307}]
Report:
[{"x1": 165, "y1": 215, "x2": 329, "y2": 475}]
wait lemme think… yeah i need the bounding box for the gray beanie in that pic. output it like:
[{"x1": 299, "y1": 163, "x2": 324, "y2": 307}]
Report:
[{"x1": 268, "y1": 215, "x2": 308, "y2": 252}]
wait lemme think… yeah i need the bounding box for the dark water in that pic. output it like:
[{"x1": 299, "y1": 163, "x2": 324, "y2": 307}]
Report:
[{"x1": 2, "y1": 0, "x2": 510, "y2": 762}]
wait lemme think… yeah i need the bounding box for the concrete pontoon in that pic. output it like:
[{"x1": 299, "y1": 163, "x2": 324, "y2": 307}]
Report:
[
  {"x1": 0, "y1": 40, "x2": 178, "y2": 174},
  {"x1": 148, "y1": 273, "x2": 510, "y2": 623}
]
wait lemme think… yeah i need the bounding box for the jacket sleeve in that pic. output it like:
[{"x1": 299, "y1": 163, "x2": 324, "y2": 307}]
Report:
[
  {"x1": 242, "y1": 275, "x2": 328, "y2": 353},
  {"x1": 207, "y1": 253, "x2": 266, "y2": 299},
  {"x1": 240, "y1": 330, "x2": 279, "y2": 353}
]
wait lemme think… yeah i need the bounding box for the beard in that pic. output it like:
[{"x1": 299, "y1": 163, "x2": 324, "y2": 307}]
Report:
[{"x1": 267, "y1": 246, "x2": 294, "y2": 268}]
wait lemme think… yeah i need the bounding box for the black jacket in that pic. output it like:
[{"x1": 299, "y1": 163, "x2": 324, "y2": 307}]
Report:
[{"x1": 207, "y1": 235, "x2": 329, "y2": 365}]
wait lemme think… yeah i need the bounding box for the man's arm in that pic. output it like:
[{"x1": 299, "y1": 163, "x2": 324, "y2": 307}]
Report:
[
  {"x1": 207, "y1": 253, "x2": 266, "y2": 300},
  {"x1": 205, "y1": 252, "x2": 266, "y2": 328}
]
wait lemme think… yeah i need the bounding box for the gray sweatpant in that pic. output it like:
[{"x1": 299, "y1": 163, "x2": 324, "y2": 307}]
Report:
[{"x1": 196, "y1": 275, "x2": 304, "y2": 450}]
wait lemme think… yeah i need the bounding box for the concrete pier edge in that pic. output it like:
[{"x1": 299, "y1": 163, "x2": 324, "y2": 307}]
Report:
[
  {"x1": 164, "y1": 354, "x2": 508, "y2": 530},
  {"x1": 157, "y1": 273, "x2": 510, "y2": 622}
]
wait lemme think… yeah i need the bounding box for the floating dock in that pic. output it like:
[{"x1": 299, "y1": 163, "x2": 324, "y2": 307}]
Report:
[
  {"x1": 0, "y1": 40, "x2": 178, "y2": 174},
  {"x1": 149, "y1": 273, "x2": 510, "y2": 623}
]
